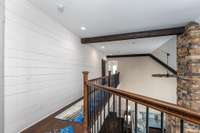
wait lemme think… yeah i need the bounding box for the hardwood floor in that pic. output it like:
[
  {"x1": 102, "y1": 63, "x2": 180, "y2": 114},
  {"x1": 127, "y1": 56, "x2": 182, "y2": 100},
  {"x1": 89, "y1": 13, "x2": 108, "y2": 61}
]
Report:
[
  {"x1": 99, "y1": 113, "x2": 124, "y2": 133},
  {"x1": 99, "y1": 112, "x2": 164, "y2": 133},
  {"x1": 149, "y1": 127, "x2": 163, "y2": 133},
  {"x1": 20, "y1": 97, "x2": 162, "y2": 133},
  {"x1": 22, "y1": 117, "x2": 88, "y2": 133},
  {"x1": 21, "y1": 98, "x2": 89, "y2": 133}
]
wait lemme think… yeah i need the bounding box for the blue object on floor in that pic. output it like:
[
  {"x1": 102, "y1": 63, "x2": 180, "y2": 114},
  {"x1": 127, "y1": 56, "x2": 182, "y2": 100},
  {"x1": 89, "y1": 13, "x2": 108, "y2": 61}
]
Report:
[
  {"x1": 60, "y1": 126, "x2": 74, "y2": 133},
  {"x1": 74, "y1": 113, "x2": 84, "y2": 124}
]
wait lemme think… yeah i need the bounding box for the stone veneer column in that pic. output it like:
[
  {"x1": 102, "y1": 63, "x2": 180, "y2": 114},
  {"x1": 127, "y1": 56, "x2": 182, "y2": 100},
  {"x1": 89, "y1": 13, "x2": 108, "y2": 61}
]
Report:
[{"x1": 177, "y1": 22, "x2": 200, "y2": 132}]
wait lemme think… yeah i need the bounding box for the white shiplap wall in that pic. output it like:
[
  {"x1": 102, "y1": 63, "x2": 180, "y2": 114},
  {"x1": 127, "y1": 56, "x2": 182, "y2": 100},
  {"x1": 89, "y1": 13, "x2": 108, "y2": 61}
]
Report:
[
  {"x1": 0, "y1": 0, "x2": 5, "y2": 132},
  {"x1": 4, "y1": 0, "x2": 104, "y2": 133}
]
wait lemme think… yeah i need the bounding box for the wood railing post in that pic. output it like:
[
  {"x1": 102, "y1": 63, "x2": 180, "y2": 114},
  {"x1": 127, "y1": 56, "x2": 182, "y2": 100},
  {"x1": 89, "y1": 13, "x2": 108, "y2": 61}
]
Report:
[{"x1": 82, "y1": 71, "x2": 89, "y2": 128}]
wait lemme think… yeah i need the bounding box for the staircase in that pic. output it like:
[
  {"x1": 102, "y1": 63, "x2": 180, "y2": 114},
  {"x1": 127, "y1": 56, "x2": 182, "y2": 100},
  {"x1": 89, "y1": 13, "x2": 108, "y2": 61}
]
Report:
[
  {"x1": 99, "y1": 112, "x2": 163, "y2": 133},
  {"x1": 82, "y1": 71, "x2": 200, "y2": 133},
  {"x1": 99, "y1": 112, "x2": 124, "y2": 133}
]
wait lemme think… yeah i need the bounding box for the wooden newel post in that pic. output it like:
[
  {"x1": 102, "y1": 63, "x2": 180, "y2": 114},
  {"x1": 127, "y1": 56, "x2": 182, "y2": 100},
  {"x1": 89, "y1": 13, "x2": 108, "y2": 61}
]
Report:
[{"x1": 82, "y1": 71, "x2": 89, "y2": 128}]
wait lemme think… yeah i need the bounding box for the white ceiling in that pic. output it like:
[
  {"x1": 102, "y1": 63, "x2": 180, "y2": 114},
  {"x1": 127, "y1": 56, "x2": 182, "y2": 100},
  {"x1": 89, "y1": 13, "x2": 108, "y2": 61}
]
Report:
[
  {"x1": 29, "y1": 0, "x2": 200, "y2": 38},
  {"x1": 91, "y1": 36, "x2": 174, "y2": 55}
]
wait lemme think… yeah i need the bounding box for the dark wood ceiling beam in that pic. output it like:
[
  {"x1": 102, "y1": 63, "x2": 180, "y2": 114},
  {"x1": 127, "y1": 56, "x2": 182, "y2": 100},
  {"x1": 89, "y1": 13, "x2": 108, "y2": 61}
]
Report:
[
  {"x1": 81, "y1": 27, "x2": 185, "y2": 44},
  {"x1": 107, "y1": 54, "x2": 150, "y2": 58},
  {"x1": 107, "y1": 54, "x2": 177, "y2": 75}
]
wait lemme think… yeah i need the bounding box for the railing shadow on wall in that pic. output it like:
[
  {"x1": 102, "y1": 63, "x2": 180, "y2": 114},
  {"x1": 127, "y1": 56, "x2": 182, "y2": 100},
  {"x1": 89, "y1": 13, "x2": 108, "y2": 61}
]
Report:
[{"x1": 82, "y1": 71, "x2": 200, "y2": 133}]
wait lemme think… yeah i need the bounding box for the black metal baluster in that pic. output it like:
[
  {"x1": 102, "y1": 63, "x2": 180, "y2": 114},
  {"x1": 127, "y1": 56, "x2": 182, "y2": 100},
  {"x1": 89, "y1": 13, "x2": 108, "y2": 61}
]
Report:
[
  {"x1": 97, "y1": 115, "x2": 99, "y2": 133},
  {"x1": 96, "y1": 81, "x2": 99, "y2": 132},
  {"x1": 135, "y1": 103, "x2": 138, "y2": 133},
  {"x1": 89, "y1": 86, "x2": 92, "y2": 133},
  {"x1": 103, "y1": 91, "x2": 105, "y2": 120},
  {"x1": 117, "y1": 72, "x2": 119, "y2": 86},
  {"x1": 108, "y1": 72, "x2": 111, "y2": 114},
  {"x1": 92, "y1": 87, "x2": 94, "y2": 133},
  {"x1": 90, "y1": 85, "x2": 92, "y2": 133},
  {"x1": 113, "y1": 94, "x2": 115, "y2": 115},
  {"x1": 93, "y1": 86, "x2": 95, "y2": 133},
  {"x1": 146, "y1": 107, "x2": 149, "y2": 133},
  {"x1": 114, "y1": 74, "x2": 115, "y2": 87},
  {"x1": 108, "y1": 93, "x2": 110, "y2": 114},
  {"x1": 126, "y1": 99, "x2": 128, "y2": 133},
  {"x1": 180, "y1": 119, "x2": 184, "y2": 133},
  {"x1": 161, "y1": 112, "x2": 164, "y2": 133},
  {"x1": 94, "y1": 86, "x2": 96, "y2": 133},
  {"x1": 100, "y1": 90, "x2": 103, "y2": 128},
  {"x1": 119, "y1": 96, "x2": 121, "y2": 117}
]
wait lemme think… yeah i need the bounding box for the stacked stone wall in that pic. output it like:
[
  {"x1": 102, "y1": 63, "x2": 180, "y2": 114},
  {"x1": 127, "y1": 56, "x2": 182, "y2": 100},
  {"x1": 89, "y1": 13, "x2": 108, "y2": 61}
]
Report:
[{"x1": 177, "y1": 22, "x2": 200, "y2": 133}]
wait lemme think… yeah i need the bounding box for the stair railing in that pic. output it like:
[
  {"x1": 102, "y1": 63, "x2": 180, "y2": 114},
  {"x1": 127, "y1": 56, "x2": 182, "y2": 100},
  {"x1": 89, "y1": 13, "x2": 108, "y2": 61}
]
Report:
[
  {"x1": 82, "y1": 71, "x2": 119, "y2": 131},
  {"x1": 83, "y1": 71, "x2": 200, "y2": 133}
]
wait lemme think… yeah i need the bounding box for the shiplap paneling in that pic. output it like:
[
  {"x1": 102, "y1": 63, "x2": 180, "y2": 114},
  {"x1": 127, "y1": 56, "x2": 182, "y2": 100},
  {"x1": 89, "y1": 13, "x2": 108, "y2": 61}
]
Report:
[
  {"x1": 0, "y1": 0, "x2": 5, "y2": 132},
  {"x1": 4, "y1": 0, "x2": 104, "y2": 133}
]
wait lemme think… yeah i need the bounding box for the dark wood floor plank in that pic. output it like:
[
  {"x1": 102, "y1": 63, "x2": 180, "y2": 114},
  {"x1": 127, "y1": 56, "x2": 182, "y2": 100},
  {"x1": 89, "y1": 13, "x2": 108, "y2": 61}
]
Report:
[{"x1": 21, "y1": 97, "x2": 89, "y2": 133}]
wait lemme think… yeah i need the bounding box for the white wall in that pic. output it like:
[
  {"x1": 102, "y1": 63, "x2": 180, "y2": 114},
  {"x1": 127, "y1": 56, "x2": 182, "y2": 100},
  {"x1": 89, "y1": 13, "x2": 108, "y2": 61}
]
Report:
[
  {"x1": 196, "y1": 17, "x2": 200, "y2": 23},
  {"x1": 0, "y1": 0, "x2": 4, "y2": 132},
  {"x1": 4, "y1": 0, "x2": 104, "y2": 133},
  {"x1": 109, "y1": 57, "x2": 177, "y2": 103},
  {"x1": 152, "y1": 36, "x2": 177, "y2": 70}
]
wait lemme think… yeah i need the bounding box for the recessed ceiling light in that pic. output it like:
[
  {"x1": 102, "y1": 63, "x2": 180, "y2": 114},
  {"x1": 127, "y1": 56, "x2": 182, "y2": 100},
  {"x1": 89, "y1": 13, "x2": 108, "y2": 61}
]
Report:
[
  {"x1": 101, "y1": 46, "x2": 105, "y2": 49},
  {"x1": 81, "y1": 26, "x2": 86, "y2": 31},
  {"x1": 57, "y1": 4, "x2": 65, "y2": 13}
]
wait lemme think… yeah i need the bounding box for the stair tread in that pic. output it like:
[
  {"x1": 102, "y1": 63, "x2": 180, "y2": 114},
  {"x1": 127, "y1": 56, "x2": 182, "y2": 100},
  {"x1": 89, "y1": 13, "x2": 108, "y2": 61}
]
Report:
[
  {"x1": 99, "y1": 112, "x2": 124, "y2": 133},
  {"x1": 99, "y1": 112, "x2": 163, "y2": 133}
]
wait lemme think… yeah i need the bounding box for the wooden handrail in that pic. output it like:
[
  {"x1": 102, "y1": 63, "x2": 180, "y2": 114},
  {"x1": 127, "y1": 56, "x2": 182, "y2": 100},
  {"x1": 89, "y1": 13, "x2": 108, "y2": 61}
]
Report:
[
  {"x1": 88, "y1": 82, "x2": 200, "y2": 125},
  {"x1": 89, "y1": 75, "x2": 108, "y2": 82},
  {"x1": 88, "y1": 72, "x2": 120, "y2": 82}
]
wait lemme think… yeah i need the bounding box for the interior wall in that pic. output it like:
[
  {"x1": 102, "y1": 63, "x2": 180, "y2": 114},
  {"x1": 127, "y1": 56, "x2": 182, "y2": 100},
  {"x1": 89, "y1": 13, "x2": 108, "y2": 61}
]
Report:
[
  {"x1": 108, "y1": 57, "x2": 177, "y2": 103},
  {"x1": 4, "y1": 0, "x2": 104, "y2": 133},
  {"x1": 0, "y1": 0, "x2": 4, "y2": 132},
  {"x1": 196, "y1": 18, "x2": 200, "y2": 23},
  {"x1": 152, "y1": 36, "x2": 177, "y2": 70}
]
